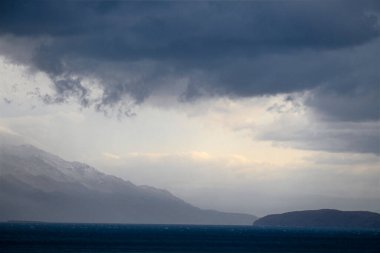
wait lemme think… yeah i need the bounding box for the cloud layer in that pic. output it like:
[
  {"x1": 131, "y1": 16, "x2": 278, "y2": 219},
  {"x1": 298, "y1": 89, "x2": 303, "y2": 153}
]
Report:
[{"x1": 0, "y1": 0, "x2": 379, "y2": 121}]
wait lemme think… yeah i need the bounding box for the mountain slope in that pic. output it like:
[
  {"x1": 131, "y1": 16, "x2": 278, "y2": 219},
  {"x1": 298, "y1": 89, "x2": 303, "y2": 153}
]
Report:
[
  {"x1": 0, "y1": 144, "x2": 256, "y2": 224},
  {"x1": 253, "y1": 209, "x2": 380, "y2": 229}
]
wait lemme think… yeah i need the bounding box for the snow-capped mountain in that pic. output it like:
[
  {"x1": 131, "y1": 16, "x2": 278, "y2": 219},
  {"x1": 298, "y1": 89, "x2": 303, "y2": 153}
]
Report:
[{"x1": 0, "y1": 144, "x2": 256, "y2": 224}]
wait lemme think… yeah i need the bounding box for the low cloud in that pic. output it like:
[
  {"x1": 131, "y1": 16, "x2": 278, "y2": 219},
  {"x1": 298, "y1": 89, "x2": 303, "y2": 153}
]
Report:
[
  {"x1": 258, "y1": 119, "x2": 380, "y2": 155},
  {"x1": 187, "y1": 95, "x2": 380, "y2": 155}
]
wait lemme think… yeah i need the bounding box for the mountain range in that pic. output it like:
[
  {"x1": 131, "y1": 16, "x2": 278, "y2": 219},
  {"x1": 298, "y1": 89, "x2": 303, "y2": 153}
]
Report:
[{"x1": 0, "y1": 143, "x2": 255, "y2": 225}]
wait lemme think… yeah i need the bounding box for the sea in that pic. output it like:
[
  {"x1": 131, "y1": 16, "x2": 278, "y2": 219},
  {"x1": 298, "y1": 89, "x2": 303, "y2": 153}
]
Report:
[{"x1": 0, "y1": 223, "x2": 379, "y2": 253}]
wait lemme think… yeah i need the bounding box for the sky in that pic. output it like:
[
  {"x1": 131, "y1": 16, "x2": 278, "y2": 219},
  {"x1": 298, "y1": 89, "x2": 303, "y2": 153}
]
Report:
[{"x1": 0, "y1": 0, "x2": 379, "y2": 216}]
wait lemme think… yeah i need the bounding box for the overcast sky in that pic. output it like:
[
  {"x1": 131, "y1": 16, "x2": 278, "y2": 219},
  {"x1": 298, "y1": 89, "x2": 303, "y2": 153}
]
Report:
[{"x1": 0, "y1": 0, "x2": 379, "y2": 216}]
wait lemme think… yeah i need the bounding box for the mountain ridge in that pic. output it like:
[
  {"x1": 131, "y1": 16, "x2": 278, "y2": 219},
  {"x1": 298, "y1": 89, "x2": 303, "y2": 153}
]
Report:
[{"x1": 0, "y1": 143, "x2": 256, "y2": 225}]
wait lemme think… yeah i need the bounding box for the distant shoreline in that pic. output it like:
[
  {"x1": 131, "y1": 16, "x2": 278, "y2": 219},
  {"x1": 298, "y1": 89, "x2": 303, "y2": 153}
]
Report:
[{"x1": 6, "y1": 220, "x2": 50, "y2": 224}]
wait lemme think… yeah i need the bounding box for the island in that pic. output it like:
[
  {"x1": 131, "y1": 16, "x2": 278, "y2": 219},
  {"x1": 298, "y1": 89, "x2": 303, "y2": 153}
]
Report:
[{"x1": 253, "y1": 209, "x2": 380, "y2": 229}]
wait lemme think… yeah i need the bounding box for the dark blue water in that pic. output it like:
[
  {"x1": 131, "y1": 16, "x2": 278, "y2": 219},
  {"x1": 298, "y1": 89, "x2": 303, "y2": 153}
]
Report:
[{"x1": 0, "y1": 223, "x2": 379, "y2": 253}]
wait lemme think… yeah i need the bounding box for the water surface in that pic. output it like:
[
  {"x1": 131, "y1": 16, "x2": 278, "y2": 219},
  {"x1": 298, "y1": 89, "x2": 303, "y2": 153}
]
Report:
[{"x1": 1, "y1": 223, "x2": 379, "y2": 252}]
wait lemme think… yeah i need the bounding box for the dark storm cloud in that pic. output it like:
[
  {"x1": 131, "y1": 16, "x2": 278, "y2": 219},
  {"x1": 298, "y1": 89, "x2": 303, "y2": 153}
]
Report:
[
  {"x1": 38, "y1": 77, "x2": 90, "y2": 107},
  {"x1": 0, "y1": 0, "x2": 379, "y2": 121}
]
